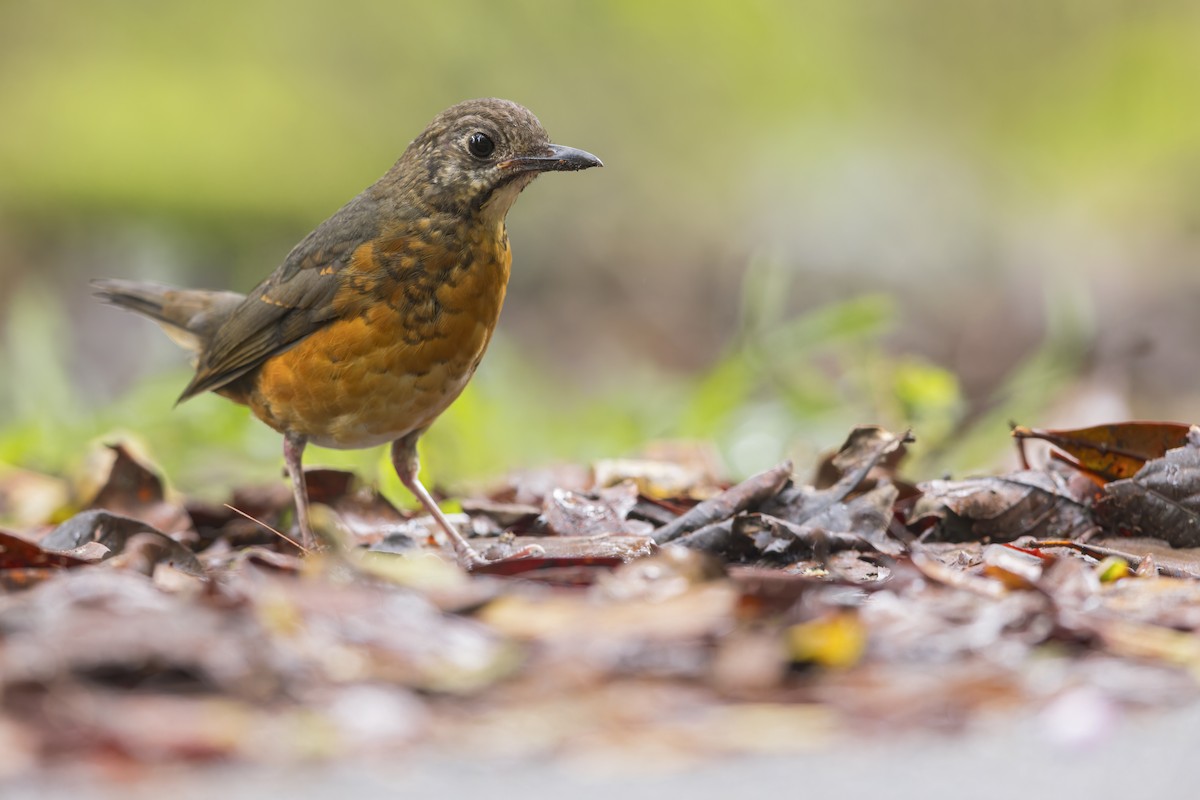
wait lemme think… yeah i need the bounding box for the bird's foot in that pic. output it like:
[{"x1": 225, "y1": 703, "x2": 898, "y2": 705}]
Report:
[{"x1": 446, "y1": 531, "x2": 545, "y2": 571}]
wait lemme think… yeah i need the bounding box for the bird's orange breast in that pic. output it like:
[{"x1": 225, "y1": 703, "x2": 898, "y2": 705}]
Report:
[{"x1": 242, "y1": 228, "x2": 511, "y2": 449}]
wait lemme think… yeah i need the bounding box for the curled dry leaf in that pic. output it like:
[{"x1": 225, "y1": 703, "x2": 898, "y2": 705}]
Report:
[
  {"x1": 653, "y1": 460, "x2": 793, "y2": 544},
  {"x1": 1013, "y1": 421, "x2": 1191, "y2": 482},
  {"x1": 86, "y1": 443, "x2": 191, "y2": 534}
]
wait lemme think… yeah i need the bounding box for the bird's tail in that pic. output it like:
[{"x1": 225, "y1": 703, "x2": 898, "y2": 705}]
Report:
[{"x1": 91, "y1": 278, "x2": 245, "y2": 355}]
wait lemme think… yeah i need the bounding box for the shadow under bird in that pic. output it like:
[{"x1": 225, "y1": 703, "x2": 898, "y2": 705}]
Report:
[{"x1": 94, "y1": 97, "x2": 602, "y2": 567}]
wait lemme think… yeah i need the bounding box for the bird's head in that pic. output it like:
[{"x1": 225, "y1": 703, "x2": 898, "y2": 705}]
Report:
[{"x1": 392, "y1": 98, "x2": 602, "y2": 225}]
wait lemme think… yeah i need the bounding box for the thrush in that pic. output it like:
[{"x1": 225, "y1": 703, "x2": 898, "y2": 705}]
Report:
[{"x1": 93, "y1": 97, "x2": 602, "y2": 567}]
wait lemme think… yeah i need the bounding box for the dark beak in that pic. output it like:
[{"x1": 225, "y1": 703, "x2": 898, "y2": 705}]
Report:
[{"x1": 500, "y1": 143, "x2": 603, "y2": 173}]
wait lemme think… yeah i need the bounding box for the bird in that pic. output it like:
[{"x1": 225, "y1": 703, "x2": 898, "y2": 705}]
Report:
[{"x1": 93, "y1": 98, "x2": 602, "y2": 567}]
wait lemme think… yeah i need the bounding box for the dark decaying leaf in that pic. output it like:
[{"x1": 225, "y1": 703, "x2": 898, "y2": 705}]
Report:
[
  {"x1": 675, "y1": 482, "x2": 901, "y2": 563},
  {"x1": 728, "y1": 566, "x2": 849, "y2": 617},
  {"x1": 1095, "y1": 428, "x2": 1200, "y2": 547},
  {"x1": 301, "y1": 469, "x2": 356, "y2": 503},
  {"x1": 764, "y1": 426, "x2": 908, "y2": 521},
  {"x1": 911, "y1": 470, "x2": 1094, "y2": 542},
  {"x1": 667, "y1": 429, "x2": 910, "y2": 562},
  {"x1": 628, "y1": 496, "x2": 684, "y2": 527},
  {"x1": 653, "y1": 461, "x2": 793, "y2": 544},
  {"x1": 745, "y1": 482, "x2": 901, "y2": 559},
  {"x1": 42, "y1": 510, "x2": 205, "y2": 577},
  {"x1": 1013, "y1": 421, "x2": 1192, "y2": 482}
]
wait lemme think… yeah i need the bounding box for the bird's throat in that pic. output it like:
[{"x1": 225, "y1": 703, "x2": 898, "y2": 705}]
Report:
[{"x1": 478, "y1": 174, "x2": 537, "y2": 228}]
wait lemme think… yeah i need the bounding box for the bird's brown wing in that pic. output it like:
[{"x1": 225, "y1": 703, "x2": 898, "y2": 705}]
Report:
[{"x1": 177, "y1": 196, "x2": 385, "y2": 402}]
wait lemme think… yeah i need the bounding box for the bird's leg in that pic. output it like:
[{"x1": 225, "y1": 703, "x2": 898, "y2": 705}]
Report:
[
  {"x1": 283, "y1": 432, "x2": 316, "y2": 550},
  {"x1": 390, "y1": 431, "x2": 486, "y2": 568}
]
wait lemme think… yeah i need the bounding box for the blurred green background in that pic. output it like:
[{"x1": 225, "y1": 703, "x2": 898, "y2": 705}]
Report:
[{"x1": 2, "y1": 0, "x2": 1200, "y2": 508}]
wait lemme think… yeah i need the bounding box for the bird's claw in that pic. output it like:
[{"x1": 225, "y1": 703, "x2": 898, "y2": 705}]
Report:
[{"x1": 455, "y1": 541, "x2": 545, "y2": 570}]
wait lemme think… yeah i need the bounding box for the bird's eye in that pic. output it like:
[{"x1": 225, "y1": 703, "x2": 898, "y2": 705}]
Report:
[{"x1": 467, "y1": 132, "x2": 495, "y2": 159}]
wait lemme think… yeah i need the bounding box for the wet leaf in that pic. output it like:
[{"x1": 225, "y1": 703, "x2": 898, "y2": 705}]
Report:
[
  {"x1": 1095, "y1": 428, "x2": 1200, "y2": 547},
  {"x1": 541, "y1": 480, "x2": 652, "y2": 538}
]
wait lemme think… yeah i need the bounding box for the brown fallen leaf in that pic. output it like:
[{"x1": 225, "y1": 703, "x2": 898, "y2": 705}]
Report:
[
  {"x1": 1013, "y1": 421, "x2": 1191, "y2": 482},
  {"x1": 813, "y1": 424, "x2": 911, "y2": 489},
  {"x1": 0, "y1": 530, "x2": 90, "y2": 570},
  {"x1": 1025, "y1": 538, "x2": 1200, "y2": 580},
  {"x1": 86, "y1": 443, "x2": 191, "y2": 534},
  {"x1": 0, "y1": 530, "x2": 90, "y2": 590}
]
